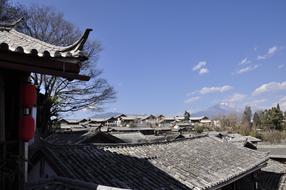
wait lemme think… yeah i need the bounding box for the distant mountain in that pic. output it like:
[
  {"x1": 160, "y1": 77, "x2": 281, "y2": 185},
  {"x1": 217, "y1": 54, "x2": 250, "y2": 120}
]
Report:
[
  {"x1": 91, "y1": 104, "x2": 241, "y2": 119},
  {"x1": 193, "y1": 103, "x2": 241, "y2": 119},
  {"x1": 92, "y1": 112, "x2": 122, "y2": 118}
]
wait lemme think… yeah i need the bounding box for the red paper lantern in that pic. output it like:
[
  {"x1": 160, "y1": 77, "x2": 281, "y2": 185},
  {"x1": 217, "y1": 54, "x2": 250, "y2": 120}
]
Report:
[
  {"x1": 22, "y1": 84, "x2": 37, "y2": 107},
  {"x1": 20, "y1": 116, "x2": 35, "y2": 141}
]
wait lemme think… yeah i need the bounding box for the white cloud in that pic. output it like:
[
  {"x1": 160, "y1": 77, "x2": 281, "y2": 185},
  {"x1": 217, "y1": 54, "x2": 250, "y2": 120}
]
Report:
[
  {"x1": 217, "y1": 101, "x2": 237, "y2": 109},
  {"x1": 226, "y1": 93, "x2": 247, "y2": 103},
  {"x1": 218, "y1": 93, "x2": 247, "y2": 109},
  {"x1": 257, "y1": 46, "x2": 280, "y2": 60},
  {"x1": 252, "y1": 81, "x2": 286, "y2": 96},
  {"x1": 237, "y1": 64, "x2": 259, "y2": 74},
  {"x1": 185, "y1": 96, "x2": 200, "y2": 104},
  {"x1": 278, "y1": 64, "x2": 285, "y2": 69},
  {"x1": 199, "y1": 68, "x2": 209, "y2": 74},
  {"x1": 199, "y1": 85, "x2": 233, "y2": 95},
  {"x1": 193, "y1": 61, "x2": 207, "y2": 71},
  {"x1": 269, "y1": 46, "x2": 278, "y2": 54},
  {"x1": 192, "y1": 61, "x2": 209, "y2": 75},
  {"x1": 239, "y1": 57, "x2": 251, "y2": 65}
]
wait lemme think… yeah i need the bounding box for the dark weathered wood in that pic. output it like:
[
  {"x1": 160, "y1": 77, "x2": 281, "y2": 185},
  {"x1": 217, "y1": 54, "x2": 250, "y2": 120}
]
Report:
[
  {"x1": 0, "y1": 50, "x2": 80, "y2": 72},
  {"x1": 0, "y1": 60, "x2": 90, "y2": 81},
  {"x1": 0, "y1": 74, "x2": 5, "y2": 190},
  {"x1": 0, "y1": 75, "x2": 4, "y2": 143}
]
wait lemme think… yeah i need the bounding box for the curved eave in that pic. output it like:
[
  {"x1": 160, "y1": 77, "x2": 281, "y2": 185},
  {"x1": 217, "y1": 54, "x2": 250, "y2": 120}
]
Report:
[{"x1": 0, "y1": 25, "x2": 92, "y2": 60}]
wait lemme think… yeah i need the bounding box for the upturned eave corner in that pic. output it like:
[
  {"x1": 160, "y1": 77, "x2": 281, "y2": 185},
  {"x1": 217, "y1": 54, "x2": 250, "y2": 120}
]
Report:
[{"x1": 60, "y1": 28, "x2": 93, "y2": 53}]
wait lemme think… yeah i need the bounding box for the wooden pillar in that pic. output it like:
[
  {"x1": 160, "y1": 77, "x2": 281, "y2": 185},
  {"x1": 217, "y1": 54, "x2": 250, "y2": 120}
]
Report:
[
  {"x1": 0, "y1": 75, "x2": 5, "y2": 143},
  {"x1": 0, "y1": 70, "x2": 29, "y2": 190},
  {"x1": 0, "y1": 74, "x2": 5, "y2": 190},
  {"x1": 252, "y1": 173, "x2": 257, "y2": 190},
  {"x1": 18, "y1": 73, "x2": 30, "y2": 190},
  {"x1": 233, "y1": 181, "x2": 237, "y2": 190}
]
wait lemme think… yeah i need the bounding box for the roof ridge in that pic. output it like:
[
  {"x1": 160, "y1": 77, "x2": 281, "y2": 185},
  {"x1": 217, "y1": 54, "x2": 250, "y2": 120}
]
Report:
[
  {"x1": 94, "y1": 134, "x2": 208, "y2": 148},
  {"x1": 38, "y1": 134, "x2": 208, "y2": 149},
  {"x1": 0, "y1": 19, "x2": 92, "y2": 58}
]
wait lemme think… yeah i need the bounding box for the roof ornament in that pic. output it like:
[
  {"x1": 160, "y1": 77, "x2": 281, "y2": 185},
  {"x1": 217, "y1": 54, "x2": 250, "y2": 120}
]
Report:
[
  {"x1": 0, "y1": 17, "x2": 23, "y2": 31},
  {"x1": 60, "y1": 28, "x2": 93, "y2": 52}
]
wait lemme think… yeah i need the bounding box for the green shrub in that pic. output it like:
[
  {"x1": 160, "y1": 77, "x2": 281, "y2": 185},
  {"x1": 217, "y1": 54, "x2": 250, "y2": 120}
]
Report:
[
  {"x1": 260, "y1": 131, "x2": 286, "y2": 144},
  {"x1": 239, "y1": 127, "x2": 251, "y2": 136},
  {"x1": 194, "y1": 124, "x2": 204, "y2": 133}
]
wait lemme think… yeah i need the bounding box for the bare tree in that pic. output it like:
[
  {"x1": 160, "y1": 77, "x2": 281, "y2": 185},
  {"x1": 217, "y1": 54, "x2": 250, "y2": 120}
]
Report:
[
  {"x1": 214, "y1": 113, "x2": 240, "y2": 130},
  {"x1": 241, "y1": 106, "x2": 252, "y2": 134},
  {"x1": 11, "y1": 5, "x2": 115, "y2": 136},
  {"x1": 252, "y1": 112, "x2": 260, "y2": 130},
  {"x1": 0, "y1": 0, "x2": 25, "y2": 22}
]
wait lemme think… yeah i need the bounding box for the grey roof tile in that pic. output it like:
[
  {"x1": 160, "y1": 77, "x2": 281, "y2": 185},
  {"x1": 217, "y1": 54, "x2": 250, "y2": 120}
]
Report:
[
  {"x1": 25, "y1": 176, "x2": 128, "y2": 190},
  {"x1": 0, "y1": 19, "x2": 91, "y2": 60},
  {"x1": 33, "y1": 136, "x2": 268, "y2": 190}
]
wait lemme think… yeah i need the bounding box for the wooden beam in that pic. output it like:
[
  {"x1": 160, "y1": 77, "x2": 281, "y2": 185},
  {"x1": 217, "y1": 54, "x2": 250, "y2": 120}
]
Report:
[
  {"x1": 0, "y1": 50, "x2": 80, "y2": 74},
  {"x1": 0, "y1": 61, "x2": 90, "y2": 81}
]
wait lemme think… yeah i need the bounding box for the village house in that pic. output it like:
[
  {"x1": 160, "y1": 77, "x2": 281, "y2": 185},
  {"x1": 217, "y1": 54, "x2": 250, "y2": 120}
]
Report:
[
  {"x1": 88, "y1": 117, "x2": 112, "y2": 126},
  {"x1": 175, "y1": 116, "x2": 185, "y2": 122},
  {"x1": 59, "y1": 119, "x2": 88, "y2": 126},
  {"x1": 119, "y1": 115, "x2": 140, "y2": 127},
  {"x1": 0, "y1": 19, "x2": 91, "y2": 189},
  {"x1": 172, "y1": 122, "x2": 193, "y2": 131},
  {"x1": 58, "y1": 114, "x2": 213, "y2": 130},
  {"x1": 112, "y1": 114, "x2": 127, "y2": 126},
  {"x1": 258, "y1": 144, "x2": 286, "y2": 162},
  {"x1": 140, "y1": 114, "x2": 157, "y2": 126},
  {"x1": 190, "y1": 116, "x2": 210, "y2": 124},
  {"x1": 45, "y1": 126, "x2": 185, "y2": 144},
  {"x1": 58, "y1": 119, "x2": 89, "y2": 131},
  {"x1": 28, "y1": 135, "x2": 269, "y2": 190},
  {"x1": 88, "y1": 116, "x2": 130, "y2": 128},
  {"x1": 156, "y1": 114, "x2": 165, "y2": 121},
  {"x1": 159, "y1": 116, "x2": 176, "y2": 126},
  {"x1": 211, "y1": 132, "x2": 262, "y2": 150},
  {"x1": 257, "y1": 159, "x2": 286, "y2": 190}
]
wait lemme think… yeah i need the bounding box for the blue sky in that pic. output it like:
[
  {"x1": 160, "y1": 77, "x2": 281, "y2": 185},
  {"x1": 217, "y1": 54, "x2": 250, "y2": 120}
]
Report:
[{"x1": 15, "y1": 0, "x2": 286, "y2": 116}]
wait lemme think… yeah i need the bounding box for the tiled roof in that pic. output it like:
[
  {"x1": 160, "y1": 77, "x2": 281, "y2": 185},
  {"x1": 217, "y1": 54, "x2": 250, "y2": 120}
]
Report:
[
  {"x1": 103, "y1": 137, "x2": 268, "y2": 189},
  {"x1": 33, "y1": 136, "x2": 268, "y2": 190},
  {"x1": 257, "y1": 159, "x2": 286, "y2": 190},
  {"x1": 228, "y1": 134, "x2": 261, "y2": 143},
  {"x1": 60, "y1": 119, "x2": 87, "y2": 124},
  {"x1": 111, "y1": 132, "x2": 147, "y2": 143},
  {"x1": 244, "y1": 136, "x2": 262, "y2": 142},
  {"x1": 26, "y1": 176, "x2": 127, "y2": 190},
  {"x1": 0, "y1": 19, "x2": 91, "y2": 60},
  {"x1": 90, "y1": 118, "x2": 112, "y2": 122},
  {"x1": 45, "y1": 130, "x2": 88, "y2": 144},
  {"x1": 257, "y1": 144, "x2": 286, "y2": 159},
  {"x1": 45, "y1": 130, "x2": 124, "y2": 144},
  {"x1": 190, "y1": 116, "x2": 208, "y2": 120}
]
